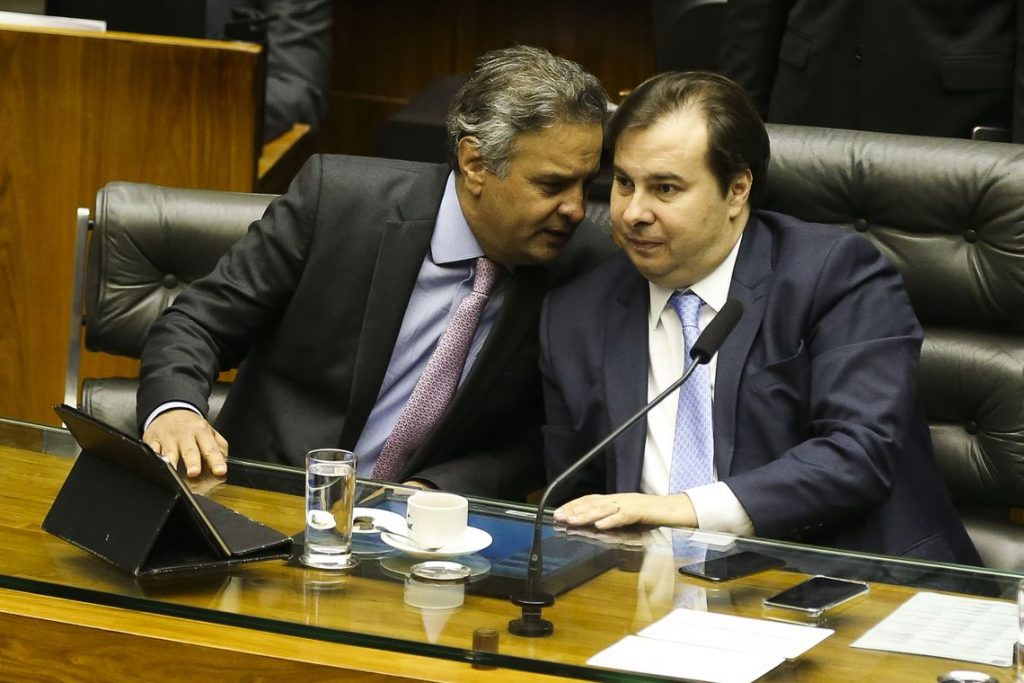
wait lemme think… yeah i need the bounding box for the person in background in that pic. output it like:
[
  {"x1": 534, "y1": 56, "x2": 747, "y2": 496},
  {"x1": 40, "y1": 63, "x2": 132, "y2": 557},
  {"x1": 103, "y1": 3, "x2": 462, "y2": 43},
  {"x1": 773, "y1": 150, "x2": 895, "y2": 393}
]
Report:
[
  {"x1": 207, "y1": 0, "x2": 332, "y2": 141},
  {"x1": 541, "y1": 70, "x2": 980, "y2": 564},
  {"x1": 718, "y1": 0, "x2": 1023, "y2": 142},
  {"x1": 138, "y1": 45, "x2": 613, "y2": 500}
]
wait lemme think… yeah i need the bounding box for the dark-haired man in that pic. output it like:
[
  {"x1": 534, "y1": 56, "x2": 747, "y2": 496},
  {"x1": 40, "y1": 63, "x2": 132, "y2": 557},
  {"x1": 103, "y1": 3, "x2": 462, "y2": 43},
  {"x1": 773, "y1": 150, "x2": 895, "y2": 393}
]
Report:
[
  {"x1": 542, "y1": 71, "x2": 980, "y2": 563},
  {"x1": 138, "y1": 46, "x2": 611, "y2": 500}
]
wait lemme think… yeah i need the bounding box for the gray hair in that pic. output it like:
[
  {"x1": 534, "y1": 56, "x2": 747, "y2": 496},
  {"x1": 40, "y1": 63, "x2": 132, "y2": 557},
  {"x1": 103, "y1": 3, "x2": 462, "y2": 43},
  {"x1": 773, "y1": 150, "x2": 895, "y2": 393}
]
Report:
[{"x1": 446, "y1": 45, "x2": 608, "y2": 176}]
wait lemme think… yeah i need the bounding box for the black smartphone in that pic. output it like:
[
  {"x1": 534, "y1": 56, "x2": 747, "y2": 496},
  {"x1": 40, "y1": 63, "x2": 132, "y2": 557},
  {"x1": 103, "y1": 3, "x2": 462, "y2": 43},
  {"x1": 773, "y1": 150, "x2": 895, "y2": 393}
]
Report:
[
  {"x1": 677, "y1": 551, "x2": 785, "y2": 582},
  {"x1": 762, "y1": 575, "x2": 869, "y2": 616}
]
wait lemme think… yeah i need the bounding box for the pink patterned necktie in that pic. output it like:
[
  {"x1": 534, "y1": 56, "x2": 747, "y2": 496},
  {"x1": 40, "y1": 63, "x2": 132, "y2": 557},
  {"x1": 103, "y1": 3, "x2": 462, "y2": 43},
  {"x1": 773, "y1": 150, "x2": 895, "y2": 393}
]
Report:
[{"x1": 372, "y1": 257, "x2": 501, "y2": 481}]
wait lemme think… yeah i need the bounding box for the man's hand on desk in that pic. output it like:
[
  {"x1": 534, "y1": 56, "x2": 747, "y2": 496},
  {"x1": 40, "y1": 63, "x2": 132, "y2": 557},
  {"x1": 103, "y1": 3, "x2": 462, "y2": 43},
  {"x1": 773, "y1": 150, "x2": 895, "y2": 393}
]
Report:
[
  {"x1": 143, "y1": 409, "x2": 229, "y2": 479},
  {"x1": 553, "y1": 493, "x2": 697, "y2": 530}
]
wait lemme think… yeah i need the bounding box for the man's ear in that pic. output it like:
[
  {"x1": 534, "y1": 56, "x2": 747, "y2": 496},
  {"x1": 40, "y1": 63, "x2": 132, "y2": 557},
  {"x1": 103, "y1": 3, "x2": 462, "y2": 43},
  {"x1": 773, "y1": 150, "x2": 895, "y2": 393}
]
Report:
[
  {"x1": 457, "y1": 137, "x2": 487, "y2": 196},
  {"x1": 727, "y1": 169, "x2": 753, "y2": 218}
]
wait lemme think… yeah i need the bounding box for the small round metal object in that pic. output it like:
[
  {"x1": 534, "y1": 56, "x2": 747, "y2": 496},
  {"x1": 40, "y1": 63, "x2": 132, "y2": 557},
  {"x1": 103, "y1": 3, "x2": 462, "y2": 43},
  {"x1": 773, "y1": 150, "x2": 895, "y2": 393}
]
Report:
[
  {"x1": 352, "y1": 515, "x2": 375, "y2": 531},
  {"x1": 473, "y1": 627, "x2": 499, "y2": 651},
  {"x1": 410, "y1": 560, "x2": 472, "y2": 584},
  {"x1": 472, "y1": 627, "x2": 500, "y2": 670},
  {"x1": 936, "y1": 671, "x2": 999, "y2": 683}
]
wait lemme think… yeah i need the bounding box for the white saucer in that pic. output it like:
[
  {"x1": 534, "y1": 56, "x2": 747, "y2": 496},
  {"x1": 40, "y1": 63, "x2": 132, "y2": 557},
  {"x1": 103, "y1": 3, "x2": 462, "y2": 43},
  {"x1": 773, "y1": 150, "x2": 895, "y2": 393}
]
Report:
[
  {"x1": 380, "y1": 526, "x2": 492, "y2": 559},
  {"x1": 351, "y1": 507, "x2": 405, "y2": 534}
]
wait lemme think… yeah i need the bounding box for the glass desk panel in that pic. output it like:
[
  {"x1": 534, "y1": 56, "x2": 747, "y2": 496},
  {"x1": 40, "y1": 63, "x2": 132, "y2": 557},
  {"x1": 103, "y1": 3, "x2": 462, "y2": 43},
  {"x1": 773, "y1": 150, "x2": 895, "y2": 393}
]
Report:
[{"x1": 1, "y1": 416, "x2": 1021, "y2": 681}]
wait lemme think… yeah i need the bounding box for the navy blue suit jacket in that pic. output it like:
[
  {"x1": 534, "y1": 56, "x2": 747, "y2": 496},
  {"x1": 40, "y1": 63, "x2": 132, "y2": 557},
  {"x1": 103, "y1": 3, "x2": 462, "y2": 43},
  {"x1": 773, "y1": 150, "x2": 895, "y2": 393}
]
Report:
[{"x1": 540, "y1": 211, "x2": 980, "y2": 564}]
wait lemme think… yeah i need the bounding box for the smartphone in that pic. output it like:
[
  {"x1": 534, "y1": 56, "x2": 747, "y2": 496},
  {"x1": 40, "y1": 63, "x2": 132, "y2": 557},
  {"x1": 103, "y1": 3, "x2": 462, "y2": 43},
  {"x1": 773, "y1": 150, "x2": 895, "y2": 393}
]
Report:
[
  {"x1": 762, "y1": 575, "x2": 869, "y2": 616},
  {"x1": 678, "y1": 551, "x2": 785, "y2": 582}
]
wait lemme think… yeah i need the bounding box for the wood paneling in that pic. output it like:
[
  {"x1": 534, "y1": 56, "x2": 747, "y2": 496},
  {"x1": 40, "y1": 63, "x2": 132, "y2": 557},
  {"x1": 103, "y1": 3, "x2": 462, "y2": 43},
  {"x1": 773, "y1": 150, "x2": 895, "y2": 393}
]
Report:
[
  {"x1": 451, "y1": 0, "x2": 656, "y2": 99},
  {"x1": 258, "y1": 123, "x2": 313, "y2": 193},
  {"x1": 332, "y1": 1, "x2": 459, "y2": 98},
  {"x1": 320, "y1": 0, "x2": 657, "y2": 156},
  {"x1": 0, "y1": 26, "x2": 262, "y2": 425}
]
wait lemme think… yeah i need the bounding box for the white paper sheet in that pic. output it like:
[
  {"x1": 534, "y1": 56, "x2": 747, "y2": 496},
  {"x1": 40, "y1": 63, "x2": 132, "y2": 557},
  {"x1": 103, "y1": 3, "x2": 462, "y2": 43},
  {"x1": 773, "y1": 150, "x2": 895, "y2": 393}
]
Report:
[
  {"x1": 0, "y1": 10, "x2": 106, "y2": 31},
  {"x1": 641, "y1": 608, "x2": 834, "y2": 659},
  {"x1": 587, "y1": 608, "x2": 833, "y2": 682},
  {"x1": 851, "y1": 591, "x2": 1016, "y2": 667},
  {"x1": 588, "y1": 635, "x2": 784, "y2": 683}
]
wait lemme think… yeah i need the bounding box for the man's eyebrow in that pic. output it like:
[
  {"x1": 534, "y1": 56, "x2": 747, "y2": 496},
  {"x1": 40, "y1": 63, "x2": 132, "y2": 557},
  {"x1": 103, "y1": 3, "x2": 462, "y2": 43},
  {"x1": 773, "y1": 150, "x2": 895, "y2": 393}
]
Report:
[
  {"x1": 644, "y1": 172, "x2": 685, "y2": 183},
  {"x1": 612, "y1": 166, "x2": 684, "y2": 183},
  {"x1": 532, "y1": 170, "x2": 595, "y2": 184}
]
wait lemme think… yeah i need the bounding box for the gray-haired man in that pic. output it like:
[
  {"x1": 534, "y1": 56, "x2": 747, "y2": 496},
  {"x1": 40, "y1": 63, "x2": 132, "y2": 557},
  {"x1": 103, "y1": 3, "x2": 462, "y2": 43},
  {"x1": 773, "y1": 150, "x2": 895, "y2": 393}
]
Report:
[{"x1": 138, "y1": 46, "x2": 611, "y2": 499}]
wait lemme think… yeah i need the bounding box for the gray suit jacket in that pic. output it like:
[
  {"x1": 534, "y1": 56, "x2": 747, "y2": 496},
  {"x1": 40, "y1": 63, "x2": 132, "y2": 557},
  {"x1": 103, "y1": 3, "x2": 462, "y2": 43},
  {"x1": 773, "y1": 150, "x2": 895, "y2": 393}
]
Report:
[{"x1": 138, "y1": 154, "x2": 614, "y2": 499}]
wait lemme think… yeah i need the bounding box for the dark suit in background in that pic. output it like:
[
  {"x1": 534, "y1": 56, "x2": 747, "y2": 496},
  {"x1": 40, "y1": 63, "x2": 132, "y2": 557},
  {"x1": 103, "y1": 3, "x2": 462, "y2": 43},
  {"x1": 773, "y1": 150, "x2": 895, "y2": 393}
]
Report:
[
  {"x1": 541, "y1": 210, "x2": 980, "y2": 563},
  {"x1": 718, "y1": 0, "x2": 1024, "y2": 142},
  {"x1": 206, "y1": 0, "x2": 332, "y2": 140},
  {"x1": 138, "y1": 154, "x2": 612, "y2": 498}
]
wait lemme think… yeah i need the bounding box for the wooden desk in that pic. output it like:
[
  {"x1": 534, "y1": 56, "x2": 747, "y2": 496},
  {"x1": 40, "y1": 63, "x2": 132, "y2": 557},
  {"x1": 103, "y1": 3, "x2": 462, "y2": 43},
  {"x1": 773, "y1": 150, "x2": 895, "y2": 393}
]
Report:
[
  {"x1": 0, "y1": 24, "x2": 306, "y2": 427},
  {"x1": 0, "y1": 435, "x2": 1017, "y2": 682},
  {"x1": 257, "y1": 123, "x2": 313, "y2": 194}
]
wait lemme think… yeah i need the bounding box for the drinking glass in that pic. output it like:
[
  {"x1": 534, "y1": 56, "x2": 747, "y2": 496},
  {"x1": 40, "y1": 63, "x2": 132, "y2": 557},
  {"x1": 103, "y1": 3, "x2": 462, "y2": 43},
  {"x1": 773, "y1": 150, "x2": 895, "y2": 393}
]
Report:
[{"x1": 300, "y1": 448, "x2": 358, "y2": 570}]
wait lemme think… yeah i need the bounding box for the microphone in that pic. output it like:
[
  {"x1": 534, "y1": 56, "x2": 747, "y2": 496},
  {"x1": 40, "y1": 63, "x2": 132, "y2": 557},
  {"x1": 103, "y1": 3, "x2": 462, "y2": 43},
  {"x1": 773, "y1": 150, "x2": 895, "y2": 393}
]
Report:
[{"x1": 509, "y1": 298, "x2": 743, "y2": 637}]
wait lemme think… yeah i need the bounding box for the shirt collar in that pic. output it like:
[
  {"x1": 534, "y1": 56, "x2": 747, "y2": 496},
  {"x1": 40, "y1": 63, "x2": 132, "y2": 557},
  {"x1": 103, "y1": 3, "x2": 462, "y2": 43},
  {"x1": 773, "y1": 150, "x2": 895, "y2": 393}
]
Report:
[
  {"x1": 432, "y1": 172, "x2": 485, "y2": 265},
  {"x1": 648, "y1": 232, "x2": 744, "y2": 330}
]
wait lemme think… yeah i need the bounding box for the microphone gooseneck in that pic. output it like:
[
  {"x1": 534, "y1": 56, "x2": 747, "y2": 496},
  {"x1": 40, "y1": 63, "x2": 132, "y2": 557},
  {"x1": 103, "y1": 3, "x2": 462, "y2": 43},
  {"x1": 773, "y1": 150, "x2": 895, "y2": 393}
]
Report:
[
  {"x1": 509, "y1": 299, "x2": 743, "y2": 637},
  {"x1": 690, "y1": 297, "x2": 743, "y2": 363}
]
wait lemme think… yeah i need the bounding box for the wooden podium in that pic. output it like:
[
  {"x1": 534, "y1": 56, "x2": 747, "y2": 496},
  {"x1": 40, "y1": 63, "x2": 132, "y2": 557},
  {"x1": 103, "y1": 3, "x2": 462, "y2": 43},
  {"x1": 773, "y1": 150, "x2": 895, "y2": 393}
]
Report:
[{"x1": 0, "y1": 23, "x2": 297, "y2": 425}]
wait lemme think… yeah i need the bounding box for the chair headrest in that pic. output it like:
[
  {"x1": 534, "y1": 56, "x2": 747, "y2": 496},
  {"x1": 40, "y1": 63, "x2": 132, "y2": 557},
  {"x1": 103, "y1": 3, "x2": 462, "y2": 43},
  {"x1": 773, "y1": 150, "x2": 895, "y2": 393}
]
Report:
[
  {"x1": 85, "y1": 181, "x2": 276, "y2": 357},
  {"x1": 764, "y1": 124, "x2": 1024, "y2": 331}
]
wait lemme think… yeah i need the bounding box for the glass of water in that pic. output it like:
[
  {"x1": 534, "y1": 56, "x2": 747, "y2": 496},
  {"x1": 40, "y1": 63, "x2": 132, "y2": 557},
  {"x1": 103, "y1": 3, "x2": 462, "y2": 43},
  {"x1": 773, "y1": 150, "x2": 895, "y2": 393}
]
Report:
[{"x1": 300, "y1": 448, "x2": 358, "y2": 570}]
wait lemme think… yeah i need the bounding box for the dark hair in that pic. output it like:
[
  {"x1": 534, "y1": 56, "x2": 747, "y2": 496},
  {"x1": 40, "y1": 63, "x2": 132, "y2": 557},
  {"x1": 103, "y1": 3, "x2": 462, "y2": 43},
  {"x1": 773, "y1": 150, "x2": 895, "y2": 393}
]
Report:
[
  {"x1": 446, "y1": 46, "x2": 608, "y2": 176},
  {"x1": 607, "y1": 71, "x2": 770, "y2": 205}
]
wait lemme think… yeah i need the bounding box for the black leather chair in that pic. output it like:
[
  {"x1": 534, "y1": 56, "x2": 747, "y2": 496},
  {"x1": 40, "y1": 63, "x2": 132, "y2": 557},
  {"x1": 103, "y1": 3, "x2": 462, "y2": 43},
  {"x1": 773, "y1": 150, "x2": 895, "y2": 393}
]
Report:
[
  {"x1": 763, "y1": 124, "x2": 1024, "y2": 570},
  {"x1": 65, "y1": 182, "x2": 276, "y2": 435}
]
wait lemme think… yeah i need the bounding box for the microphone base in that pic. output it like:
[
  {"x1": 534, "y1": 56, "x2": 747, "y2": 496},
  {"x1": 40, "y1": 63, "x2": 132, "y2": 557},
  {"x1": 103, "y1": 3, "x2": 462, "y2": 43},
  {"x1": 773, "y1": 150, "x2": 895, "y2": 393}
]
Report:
[
  {"x1": 508, "y1": 591, "x2": 555, "y2": 637},
  {"x1": 508, "y1": 615, "x2": 554, "y2": 637}
]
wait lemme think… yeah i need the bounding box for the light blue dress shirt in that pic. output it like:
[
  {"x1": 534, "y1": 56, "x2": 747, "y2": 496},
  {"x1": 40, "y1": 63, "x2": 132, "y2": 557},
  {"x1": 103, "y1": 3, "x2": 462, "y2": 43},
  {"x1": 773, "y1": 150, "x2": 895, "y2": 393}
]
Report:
[
  {"x1": 353, "y1": 173, "x2": 508, "y2": 476},
  {"x1": 147, "y1": 173, "x2": 507, "y2": 478}
]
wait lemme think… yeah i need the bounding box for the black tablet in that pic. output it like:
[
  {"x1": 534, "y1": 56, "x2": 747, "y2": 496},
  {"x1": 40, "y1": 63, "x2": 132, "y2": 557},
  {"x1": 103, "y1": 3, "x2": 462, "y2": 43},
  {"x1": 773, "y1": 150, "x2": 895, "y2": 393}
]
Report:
[{"x1": 44, "y1": 404, "x2": 291, "y2": 576}]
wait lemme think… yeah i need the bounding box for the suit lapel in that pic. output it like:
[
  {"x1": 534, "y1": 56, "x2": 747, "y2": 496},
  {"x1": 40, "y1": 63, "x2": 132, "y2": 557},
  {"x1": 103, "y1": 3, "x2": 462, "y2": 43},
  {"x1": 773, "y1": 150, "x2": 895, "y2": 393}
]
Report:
[
  {"x1": 714, "y1": 214, "x2": 774, "y2": 476},
  {"x1": 339, "y1": 167, "x2": 448, "y2": 448},
  {"x1": 605, "y1": 265, "x2": 650, "y2": 492}
]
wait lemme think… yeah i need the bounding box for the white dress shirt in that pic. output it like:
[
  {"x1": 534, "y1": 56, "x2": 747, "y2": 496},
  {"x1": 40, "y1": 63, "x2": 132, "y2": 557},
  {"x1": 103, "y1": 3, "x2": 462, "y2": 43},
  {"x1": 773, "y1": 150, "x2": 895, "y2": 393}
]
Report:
[{"x1": 640, "y1": 234, "x2": 755, "y2": 536}]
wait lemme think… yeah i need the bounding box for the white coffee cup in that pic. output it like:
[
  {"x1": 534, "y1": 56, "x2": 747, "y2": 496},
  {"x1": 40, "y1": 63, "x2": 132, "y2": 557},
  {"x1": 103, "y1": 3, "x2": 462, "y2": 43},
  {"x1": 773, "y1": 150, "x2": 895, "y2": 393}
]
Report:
[{"x1": 406, "y1": 491, "x2": 468, "y2": 550}]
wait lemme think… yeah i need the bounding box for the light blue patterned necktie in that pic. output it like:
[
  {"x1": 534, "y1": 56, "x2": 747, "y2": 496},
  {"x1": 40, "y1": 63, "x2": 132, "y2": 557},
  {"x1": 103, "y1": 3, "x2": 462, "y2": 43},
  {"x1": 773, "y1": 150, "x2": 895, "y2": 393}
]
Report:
[{"x1": 667, "y1": 291, "x2": 715, "y2": 494}]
